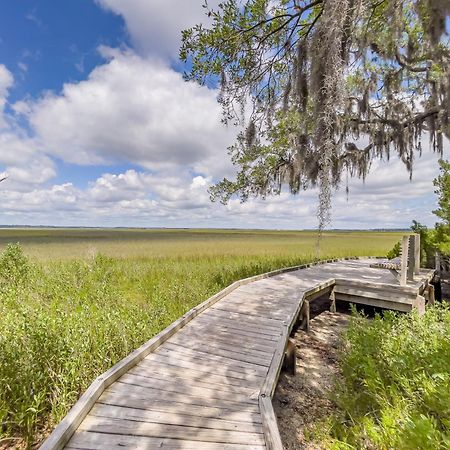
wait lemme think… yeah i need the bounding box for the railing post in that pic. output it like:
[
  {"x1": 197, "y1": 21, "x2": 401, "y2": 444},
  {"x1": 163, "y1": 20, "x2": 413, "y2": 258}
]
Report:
[
  {"x1": 400, "y1": 235, "x2": 409, "y2": 286},
  {"x1": 407, "y1": 235, "x2": 415, "y2": 281},
  {"x1": 414, "y1": 233, "x2": 420, "y2": 275}
]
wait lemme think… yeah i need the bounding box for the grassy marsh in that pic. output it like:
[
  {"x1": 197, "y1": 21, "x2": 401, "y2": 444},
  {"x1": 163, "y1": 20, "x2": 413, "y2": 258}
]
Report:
[{"x1": 0, "y1": 228, "x2": 401, "y2": 447}]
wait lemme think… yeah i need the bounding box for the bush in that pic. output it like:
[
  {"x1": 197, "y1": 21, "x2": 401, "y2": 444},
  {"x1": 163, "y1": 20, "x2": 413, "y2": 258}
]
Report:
[
  {"x1": 0, "y1": 243, "x2": 30, "y2": 287},
  {"x1": 322, "y1": 305, "x2": 450, "y2": 449},
  {"x1": 386, "y1": 241, "x2": 400, "y2": 259}
]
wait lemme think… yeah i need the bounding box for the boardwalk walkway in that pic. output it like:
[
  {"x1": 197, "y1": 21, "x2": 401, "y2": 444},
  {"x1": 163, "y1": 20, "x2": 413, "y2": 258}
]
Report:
[{"x1": 42, "y1": 258, "x2": 434, "y2": 450}]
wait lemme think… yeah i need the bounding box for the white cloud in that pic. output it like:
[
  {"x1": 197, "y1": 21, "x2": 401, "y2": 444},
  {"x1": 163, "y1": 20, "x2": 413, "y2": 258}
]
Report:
[
  {"x1": 0, "y1": 64, "x2": 14, "y2": 129},
  {"x1": 1, "y1": 144, "x2": 447, "y2": 229},
  {"x1": 95, "y1": 0, "x2": 217, "y2": 59},
  {"x1": 0, "y1": 65, "x2": 56, "y2": 189},
  {"x1": 19, "y1": 48, "x2": 234, "y2": 178}
]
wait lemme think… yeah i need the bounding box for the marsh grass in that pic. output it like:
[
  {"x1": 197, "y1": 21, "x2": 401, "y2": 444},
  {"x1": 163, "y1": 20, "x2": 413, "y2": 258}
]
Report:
[{"x1": 0, "y1": 229, "x2": 400, "y2": 447}]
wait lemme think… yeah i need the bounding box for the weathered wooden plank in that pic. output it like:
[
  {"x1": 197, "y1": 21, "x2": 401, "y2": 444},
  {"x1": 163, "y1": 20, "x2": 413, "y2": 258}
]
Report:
[
  {"x1": 334, "y1": 277, "x2": 420, "y2": 293},
  {"x1": 259, "y1": 396, "x2": 283, "y2": 450},
  {"x1": 173, "y1": 325, "x2": 275, "y2": 354},
  {"x1": 117, "y1": 372, "x2": 259, "y2": 404},
  {"x1": 89, "y1": 403, "x2": 263, "y2": 433},
  {"x1": 159, "y1": 342, "x2": 270, "y2": 372},
  {"x1": 174, "y1": 328, "x2": 277, "y2": 353},
  {"x1": 333, "y1": 285, "x2": 415, "y2": 304},
  {"x1": 216, "y1": 300, "x2": 294, "y2": 315},
  {"x1": 193, "y1": 314, "x2": 281, "y2": 337},
  {"x1": 166, "y1": 334, "x2": 273, "y2": 365},
  {"x1": 128, "y1": 364, "x2": 259, "y2": 396},
  {"x1": 141, "y1": 353, "x2": 265, "y2": 383},
  {"x1": 79, "y1": 415, "x2": 266, "y2": 445},
  {"x1": 260, "y1": 330, "x2": 287, "y2": 398},
  {"x1": 108, "y1": 381, "x2": 260, "y2": 412},
  {"x1": 67, "y1": 431, "x2": 266, "y2": 450},
  {"x1": 160, "y1": 341, "x2": 271, "y2": 370},
  {"x1": 217, "y1": 289, "x2": 296, "y2": 304},
  {"x1": 190, "y1": 322, "x2": 280, "y2": 342},
  {"x1": 208, "y1": 306, "x2": 286, "y2": 326},
  {"x1": 334, "y1": 292, "x2": 412, "y2": 312},
  {"x1": 98, "y1": 391, "x2": 262, "y2": 424},
  {"x1": 195, "y1": 305, "x2": 279, "y2": 334}
]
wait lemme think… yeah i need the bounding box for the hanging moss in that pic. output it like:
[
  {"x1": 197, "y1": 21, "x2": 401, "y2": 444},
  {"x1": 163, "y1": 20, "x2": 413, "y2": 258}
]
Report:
[{"x1": 182, "y1": 0, "x2": 450, "y2": 230}]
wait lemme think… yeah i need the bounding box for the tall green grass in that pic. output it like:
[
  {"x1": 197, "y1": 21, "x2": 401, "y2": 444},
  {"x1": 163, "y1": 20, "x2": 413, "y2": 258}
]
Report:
[
  {"x1": 0, "y1": 245, "x2": 314, "y2": 447},
  {"x1": 317, "y1": 305, "x2": 450, "y2": 450},
  {"x1": 0, "y1": 230, "x2": 400, "y2": 447}
]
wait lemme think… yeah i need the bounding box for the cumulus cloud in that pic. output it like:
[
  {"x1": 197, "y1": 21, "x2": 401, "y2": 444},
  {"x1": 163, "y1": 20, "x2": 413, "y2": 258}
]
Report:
[
  {"x1": 0, "y1": 65, "x2": 56, "y2": 190},
  {"x1": 1, "y1": 146, "x2": 447, "y2": 229},
  {"x1": 95, "y1": 0, "x2": 217, "y2": 58},
  {"x1": 18, "y1": 48, "x2": 234, "y2": 177}
]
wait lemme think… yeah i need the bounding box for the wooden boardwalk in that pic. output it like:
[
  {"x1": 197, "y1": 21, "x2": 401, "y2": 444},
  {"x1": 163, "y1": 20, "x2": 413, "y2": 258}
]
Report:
[{"x1": 42, "y1": 258, "x2": 435, "y2": 450}]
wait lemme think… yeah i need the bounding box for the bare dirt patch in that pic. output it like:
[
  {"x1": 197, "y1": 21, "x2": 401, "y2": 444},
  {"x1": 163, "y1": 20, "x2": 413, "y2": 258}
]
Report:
[{"x1": 273, "y1": 303, "x2": 350, "y2": 449}]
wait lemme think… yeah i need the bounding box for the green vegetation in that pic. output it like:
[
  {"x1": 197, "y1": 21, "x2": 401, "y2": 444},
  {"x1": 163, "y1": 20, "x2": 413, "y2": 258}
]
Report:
[
  {"x1": 0, "y1": 228, "x2": 400, "y2": 447},
  {"x1": 433, "y1": 160, "x2": 450, "y2": 257},
  {"x1": 316, "y1": 305, "x2": 450, "y2": 449},
  {"x1": 386, "y1": 160, "x2": 450, "y2": 267}
]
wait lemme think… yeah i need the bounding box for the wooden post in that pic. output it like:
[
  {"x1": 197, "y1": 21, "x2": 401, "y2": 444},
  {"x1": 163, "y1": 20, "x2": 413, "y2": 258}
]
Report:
[
  {"x1": 282, "y1": 338, "x2": 296, "y2": 375},
  {"x1": 407, "y1": 235, "x2": 415, "y2": 281},
  {"x1": 300, "y1": 299, "x2": 310, "y2": 331},
  {"x1": 412, "y1": 294, "x2": 425, "y2": 316},
  {"x1": 428, "y1": 285, "x2": 435, "y2": 306},
  {"x1": 330, "y1": 289, "x2": 336, "y2": 313},
  {"x1": 435, "y1": 252, "x2": 441, "y2": 276},
  {"x1": 414, "y1": 233, "x2": 420, "y2": 275},
  {"x1": 400, "y1": 235, "x2": 409, "y2": 286}
]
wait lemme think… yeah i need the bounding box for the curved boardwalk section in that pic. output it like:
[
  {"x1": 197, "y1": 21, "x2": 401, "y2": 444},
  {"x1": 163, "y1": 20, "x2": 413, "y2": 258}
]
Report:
[{"x1": 42, "y1": 259, "x2": 434, "y2": 450}]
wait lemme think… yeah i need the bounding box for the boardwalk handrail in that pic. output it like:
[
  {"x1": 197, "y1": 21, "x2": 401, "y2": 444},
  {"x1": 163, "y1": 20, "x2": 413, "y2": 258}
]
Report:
[
  {"x1": 41, "y1": 259, "x2": 337, "y2": 450},
  {"x1": 258, "y1": 277, "x2": 337, "y2": 449}
]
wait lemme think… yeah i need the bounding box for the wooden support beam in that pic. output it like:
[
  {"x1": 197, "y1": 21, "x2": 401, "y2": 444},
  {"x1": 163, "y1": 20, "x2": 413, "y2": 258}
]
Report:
[
  {"x1": 282, "y1": 338, "x2": 296, "y2": 375},
  {"x1": 299, "y1": 300, "x2": 310, "y2": 331},
  {"x1": 412, "y1": 294, "x2": 426, "y2": 316},
  {"x1": 428, "y1": 285, "x2": 435, "y2": 306},
  {"x1": 330, "y1": 289, "x2": 336, "y2": 313}
]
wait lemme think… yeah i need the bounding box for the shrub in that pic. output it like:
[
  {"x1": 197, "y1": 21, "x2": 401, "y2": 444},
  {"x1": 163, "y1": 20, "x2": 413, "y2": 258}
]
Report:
[
  {"x1": 322, "y1": 305, "x2": 450, "y2": 449},
  {"x1": 0, "y1": 243, "x2": 30, "y2": 287},
  {"x1": 386, "y1": 241, "x2": 400, "y2": 259}
]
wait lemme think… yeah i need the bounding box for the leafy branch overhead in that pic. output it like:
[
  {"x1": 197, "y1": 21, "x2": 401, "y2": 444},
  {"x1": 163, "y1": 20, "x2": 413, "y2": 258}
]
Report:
[{"x1": 180, "y1": 0, "x2": 450, "y2": 228}]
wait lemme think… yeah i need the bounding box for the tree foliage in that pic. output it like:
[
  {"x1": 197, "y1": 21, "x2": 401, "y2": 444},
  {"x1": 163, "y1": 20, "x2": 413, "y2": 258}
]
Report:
[
  {"x1": 433, "y1": 158, "x2": 450, "y2": 254},
  {"x1": 433, "y1": 159, "x2": 450, "y2": 225},
  {"x1": 181, "y1": 0, "x2": 450, "y2": 228}
]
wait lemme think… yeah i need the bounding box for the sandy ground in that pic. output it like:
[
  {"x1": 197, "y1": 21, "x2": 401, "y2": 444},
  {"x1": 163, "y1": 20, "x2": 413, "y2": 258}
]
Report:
[{"x1": 273, "y1": 303, "x2": 350, "y2": 450}]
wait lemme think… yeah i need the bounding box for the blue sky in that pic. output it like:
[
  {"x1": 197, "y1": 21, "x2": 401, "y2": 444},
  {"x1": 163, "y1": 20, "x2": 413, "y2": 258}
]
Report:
[{"x1": 0, "y1": 1, "x2": 448, "y2": 229}]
